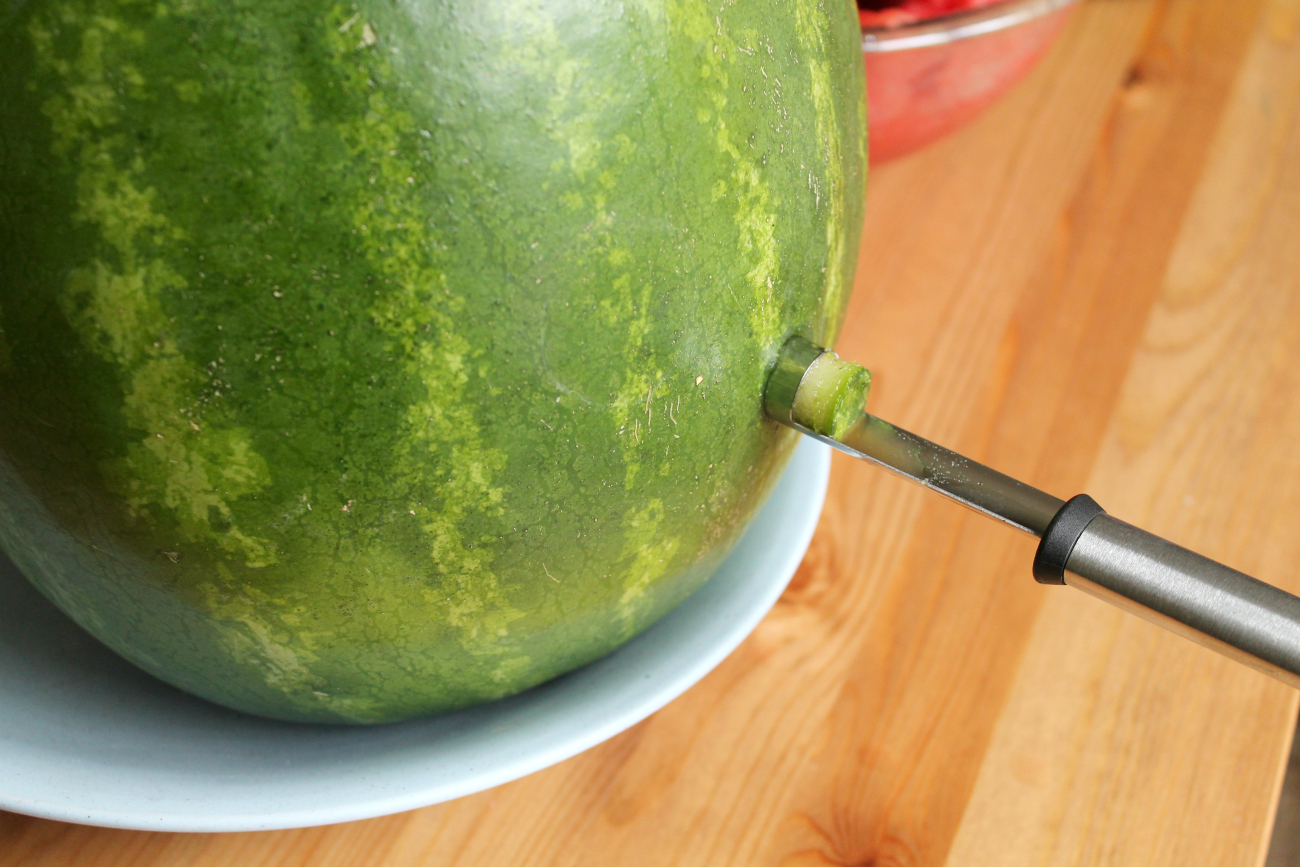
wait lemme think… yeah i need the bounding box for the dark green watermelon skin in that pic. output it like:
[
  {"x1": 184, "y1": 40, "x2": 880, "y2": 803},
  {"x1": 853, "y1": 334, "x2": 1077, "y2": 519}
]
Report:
[{"x1": 0, "y1": 0, "x2": 865, "y2": 723}]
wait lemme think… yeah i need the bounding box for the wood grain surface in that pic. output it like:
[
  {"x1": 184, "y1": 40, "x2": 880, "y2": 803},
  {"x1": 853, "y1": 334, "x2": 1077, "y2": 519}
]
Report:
[{"x1": 5, "y1": 0, "x2": 1300, "y2": 863}]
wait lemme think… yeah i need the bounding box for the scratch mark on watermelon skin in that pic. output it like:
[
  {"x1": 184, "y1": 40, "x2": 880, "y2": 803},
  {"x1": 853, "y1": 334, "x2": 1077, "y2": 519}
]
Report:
[{"x1": 0, "y1": 0, "x2": 866, "y2": 722}]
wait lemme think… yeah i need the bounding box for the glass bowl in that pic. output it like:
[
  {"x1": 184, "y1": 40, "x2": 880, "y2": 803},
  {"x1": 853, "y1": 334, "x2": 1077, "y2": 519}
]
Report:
[{"x1": 862, "y1": 0, "x2": 1081, "y2": 164}]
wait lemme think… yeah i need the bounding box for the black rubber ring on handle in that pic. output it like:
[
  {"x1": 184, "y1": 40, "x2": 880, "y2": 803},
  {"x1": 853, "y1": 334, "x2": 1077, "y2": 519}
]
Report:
[{"x1": 1033, "y1": 494, "x2": 1106, "y2": 585}]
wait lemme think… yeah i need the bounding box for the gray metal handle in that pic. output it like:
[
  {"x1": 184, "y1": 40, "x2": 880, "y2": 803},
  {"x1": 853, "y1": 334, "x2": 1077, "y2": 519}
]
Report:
[{"x1": 1065, "y1": 515, "x2": 1300, "y2": 689}]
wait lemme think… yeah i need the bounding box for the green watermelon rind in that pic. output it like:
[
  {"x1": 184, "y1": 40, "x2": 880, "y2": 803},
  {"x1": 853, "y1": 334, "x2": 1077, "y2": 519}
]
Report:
[{"x1": 0, "y1": 0, "x2": 866, "y2": 723}]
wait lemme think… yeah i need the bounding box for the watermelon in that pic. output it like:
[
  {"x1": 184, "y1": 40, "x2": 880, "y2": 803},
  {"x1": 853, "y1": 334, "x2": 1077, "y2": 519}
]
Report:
[{"x1": 0, "y1": 0, "x2": 866, "y2": 723}]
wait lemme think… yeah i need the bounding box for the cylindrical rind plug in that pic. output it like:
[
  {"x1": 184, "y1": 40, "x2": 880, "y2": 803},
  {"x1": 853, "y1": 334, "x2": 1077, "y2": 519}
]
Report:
[{"x1": 790, "y1": 351, "x2": 872, "y2": 439}]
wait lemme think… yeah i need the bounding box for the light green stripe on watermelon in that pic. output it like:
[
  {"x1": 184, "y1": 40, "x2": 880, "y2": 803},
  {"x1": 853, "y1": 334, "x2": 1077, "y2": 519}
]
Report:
[
  {"x1": 476, "y1": 2, "x2": 687, "y2": 630},
  {"x1": 795, "y1": 0, "x2": 853, "y2": 344},
  {"x1": 318, "y1": 7, "x2": 527, "y2": 666},
  {"x1": 30, "y1": 9, "x2": 276, "y2": 568},
  {"x1": 0, "y1": 0, "x2": 866, "y2": 723},
  {"x1": 673, "y1": 0, "x2": 784, "y2": 353}
]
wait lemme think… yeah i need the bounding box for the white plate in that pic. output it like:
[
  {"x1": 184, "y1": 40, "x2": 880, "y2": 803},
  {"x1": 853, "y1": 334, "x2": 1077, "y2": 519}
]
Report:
[{"x1": 0, "y1": 438, "x2": 830, "y2": 832}]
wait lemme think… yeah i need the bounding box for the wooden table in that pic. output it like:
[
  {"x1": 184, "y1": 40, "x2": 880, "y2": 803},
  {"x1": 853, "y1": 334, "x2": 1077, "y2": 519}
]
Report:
[{"x1": 5, "y1": 0, "x2": 1300, "y2": 863}]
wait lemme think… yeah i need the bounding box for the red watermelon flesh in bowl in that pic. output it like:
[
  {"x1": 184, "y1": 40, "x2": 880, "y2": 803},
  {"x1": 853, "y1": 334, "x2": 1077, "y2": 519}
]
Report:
[
  {"x1": 860, "y1": 0, "x2": 1080, "y2": 163},
  {"x1": 858, "y1": 0, "x2": 1006, "y2": 29}
]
